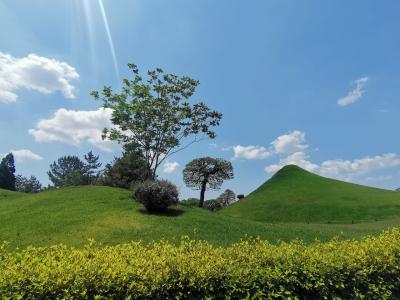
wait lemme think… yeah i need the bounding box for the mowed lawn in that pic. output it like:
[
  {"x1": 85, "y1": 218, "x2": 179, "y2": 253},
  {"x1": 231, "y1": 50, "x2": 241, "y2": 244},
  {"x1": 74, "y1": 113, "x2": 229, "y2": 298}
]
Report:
[{"x1": 1, "y1": 185, "x2": 400, "y2": 249}]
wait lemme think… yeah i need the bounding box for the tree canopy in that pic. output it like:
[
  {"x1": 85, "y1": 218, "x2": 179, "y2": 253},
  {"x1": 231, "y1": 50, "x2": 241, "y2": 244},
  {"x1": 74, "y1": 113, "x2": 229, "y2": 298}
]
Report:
[
  {"x1": 83, "y1": 151, "x2": 102, "y2": 184},
  {"x1": 47, "y1": 155, "x2": 87, "y2": 187},
  {"x1": 183, "y1": 157, "x2": 234, "y2": 207},
  {"x1": 91, "y1": 64, "x2": 222, "y2": 177},
  {"x1": 0, "y1": 153, "x2": 16, "y2": 191},
  {"x1": 217, "y1": 189, "x2": 236, "y2": 207},
  {"x1": 101, "y1": 150, "x2": 152, "y2": 189},
  {"x1": 15, "y1": 175, "x2": 42, "y2": 193}
]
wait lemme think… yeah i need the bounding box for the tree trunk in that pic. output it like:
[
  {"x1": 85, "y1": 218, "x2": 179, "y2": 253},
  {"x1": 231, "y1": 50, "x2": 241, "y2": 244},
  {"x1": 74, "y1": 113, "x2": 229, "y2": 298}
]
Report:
[{"x1": 199, "y1": 181, "x2": 207, "y2": 208}]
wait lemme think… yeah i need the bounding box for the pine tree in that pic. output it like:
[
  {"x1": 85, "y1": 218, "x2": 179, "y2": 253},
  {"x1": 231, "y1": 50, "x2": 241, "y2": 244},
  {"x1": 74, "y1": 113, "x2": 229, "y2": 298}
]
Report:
[
  {"x1": 0, "y1": 153, "x2": 16, "y2": 191},
  {"x1": 47, "y1": 155, "x2": 86, "y2": 187},
  {"x1": 84, "y1": 151, "x2": 102, "y2": 184}
]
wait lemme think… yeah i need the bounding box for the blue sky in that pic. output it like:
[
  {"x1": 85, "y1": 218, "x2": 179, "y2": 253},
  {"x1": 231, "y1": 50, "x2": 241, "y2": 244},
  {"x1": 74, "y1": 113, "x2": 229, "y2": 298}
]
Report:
[{"x1": 1, "y1": 0, "x2": 400, "y2": 199}]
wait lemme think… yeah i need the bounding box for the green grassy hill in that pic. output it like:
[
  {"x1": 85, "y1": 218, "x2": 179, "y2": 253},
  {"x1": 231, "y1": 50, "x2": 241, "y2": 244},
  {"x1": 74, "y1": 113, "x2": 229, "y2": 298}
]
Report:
[
  {"x1": 1, "y1": 184, "x2": 398, "y2": 249},
  {"x1": 221, "y1": 165, "x2": 400, "y2": 223}
]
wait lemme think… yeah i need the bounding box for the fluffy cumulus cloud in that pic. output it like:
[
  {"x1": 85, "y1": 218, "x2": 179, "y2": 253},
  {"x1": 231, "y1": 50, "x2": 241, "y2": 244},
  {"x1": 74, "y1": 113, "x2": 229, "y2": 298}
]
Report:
[
  {"x1": 1, "y1": 149, "x2": 43, "y2": 163},
  {"x1": 265, "y1": 151, "x2": 319, "y2": 173},
  {"x1": 232, "y1": 145, "x2": 270, "y2": 160},
  {"x1": 265, "y1": 151, "x2": 400, "y2": 182},
  {"x1": 231, "y1": 129, "x2": 400, "y2": 183},
  {"x1": 0, "y1": 52, "x2": 79, "y2": 103},
  {"x1": 270, "y1": 130, "x2": 308, "y2": 154},
  {"x1": 29, "y1": 108, "x2": 117, "y2": 151},
  {"x1": 162, "y1": 161, "x2": 180, "y2": 174},
  {"x1": 318, "y1": 153, "x2": 400, "y2": 180},
  {"x1": 232, "y1": 130, "x2": 307, "y2": 160},
  {"x1": 337, "y1": 77, "x2": 368, "y2": 107}
]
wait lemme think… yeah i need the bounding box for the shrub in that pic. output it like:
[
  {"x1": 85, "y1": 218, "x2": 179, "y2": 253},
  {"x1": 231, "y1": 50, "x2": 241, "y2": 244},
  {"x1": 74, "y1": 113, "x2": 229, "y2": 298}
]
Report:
[
  {"x1": 134, "y1": 180, "x2": 179, "y2": 213},
  {"x1": 204, "y1": 199, "x2": 223, "y2": 211},
  {"x1": 237, "y1": 194, "x2": 245, "y2": 200},
  {"x1": 1, "y1": 229, "x2": 400, "y2": 299}
]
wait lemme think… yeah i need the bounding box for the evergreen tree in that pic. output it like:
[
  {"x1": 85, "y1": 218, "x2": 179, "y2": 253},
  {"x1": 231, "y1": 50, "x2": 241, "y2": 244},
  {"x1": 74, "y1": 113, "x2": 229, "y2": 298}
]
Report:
[
  {"x1": 84, "y1": 151, "x2": 102, "y2": 184},
  {"x1": 101, "y1": 150, "x2": 152, "y2": 189},
  {"x1": 0, "y1": 153, "x2": 16, "y2": 191},
  {"x1": 15, "y1": 175, "x2": 42, "y2": 193},
  {"x1": 47, "y1": 155, "x2": 86, "y2": 187}
]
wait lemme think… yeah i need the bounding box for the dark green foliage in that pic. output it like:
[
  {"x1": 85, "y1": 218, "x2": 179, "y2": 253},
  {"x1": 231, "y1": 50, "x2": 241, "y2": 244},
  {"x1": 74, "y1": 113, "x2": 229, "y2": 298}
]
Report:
[
  {"x1": 102, "y1": 150, "x2": 151, "y2": 189},
  {"x1": 47, "y1": 155, "x2": 87, "y2": 187},
  {"x1": 179, "y1": 198, "x2": 200, "y2": 207},
  {"x1": 217, "y1": 189, "x2": 236, "y2": 207},
  {"x1": 15, "y1": 175, "x2": 42, "y2": 193},
  {"x1": 183, "y1": 157, "x2": 234, "y2": 207},
  {"x1": 83, "y1": 151, "x2": 102, "y2": 184},
  {"x1": 134, "y1": 180, "x2": 179, "y2": 213},
  {"x1": 91, "y1": 64, "x2": 222, "y2": 177},
  {"x1": 0, "y1": 153, "x2": 16, "y2": 191},
  {"x1": 237, "y1": 194, "x2": 244, "y2": 200}
]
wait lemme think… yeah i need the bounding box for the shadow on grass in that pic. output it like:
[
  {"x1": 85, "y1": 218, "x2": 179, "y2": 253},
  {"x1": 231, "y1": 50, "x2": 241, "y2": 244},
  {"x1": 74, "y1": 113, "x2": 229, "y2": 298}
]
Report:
[{"x1": 138, "y1": 208, "x2": 185, "y2": 217}]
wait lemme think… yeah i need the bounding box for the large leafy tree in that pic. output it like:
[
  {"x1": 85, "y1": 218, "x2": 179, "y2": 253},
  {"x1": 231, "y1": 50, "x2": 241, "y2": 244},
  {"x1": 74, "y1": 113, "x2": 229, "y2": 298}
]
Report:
[
  {"x1": 217, "y1": 189, "x2": 236, "y2": 207},
  {"x1": 183, "y1": 157, "x2": 234, "y2": 208},
  {"x1": 91, "y1": 64, "x2": 223, "y2": 177},
  {"x1": 47, "y1": 156, "x2": 87, "y2": 187},
  {"x1": 0, "y1": 153, "x2": 16, "y2": 191}
]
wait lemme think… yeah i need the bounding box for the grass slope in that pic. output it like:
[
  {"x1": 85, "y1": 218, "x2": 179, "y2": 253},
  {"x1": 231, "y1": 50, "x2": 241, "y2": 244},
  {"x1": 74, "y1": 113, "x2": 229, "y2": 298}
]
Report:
[
  {"x1": 0, "y1": 185, "x2": 397, "y2": 249},
  {"x1": 222, "y1": 165, "x2": 400, "y2": 223}
]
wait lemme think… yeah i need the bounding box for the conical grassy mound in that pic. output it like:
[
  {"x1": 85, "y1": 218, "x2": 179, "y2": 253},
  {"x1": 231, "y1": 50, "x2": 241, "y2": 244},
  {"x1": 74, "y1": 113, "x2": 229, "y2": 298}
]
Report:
[{"x1": 221, "y1": 165, "x2": 400, "y2": 223}]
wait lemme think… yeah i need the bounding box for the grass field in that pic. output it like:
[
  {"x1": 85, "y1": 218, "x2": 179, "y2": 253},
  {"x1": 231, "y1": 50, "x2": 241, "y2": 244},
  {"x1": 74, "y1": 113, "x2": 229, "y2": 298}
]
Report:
[
  {"x1": 1, "y1": 170, "x2": 400, "y2": 249},
  {"x1": 222, "y1": 165, "x2": 400, "y2": 223}
]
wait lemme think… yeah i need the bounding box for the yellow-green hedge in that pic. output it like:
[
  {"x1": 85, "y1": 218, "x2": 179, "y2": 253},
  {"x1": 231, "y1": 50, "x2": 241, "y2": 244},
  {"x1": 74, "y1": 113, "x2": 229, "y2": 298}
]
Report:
[{"x1": 1, "y1": 229, "x2": 400, "y2": 299}]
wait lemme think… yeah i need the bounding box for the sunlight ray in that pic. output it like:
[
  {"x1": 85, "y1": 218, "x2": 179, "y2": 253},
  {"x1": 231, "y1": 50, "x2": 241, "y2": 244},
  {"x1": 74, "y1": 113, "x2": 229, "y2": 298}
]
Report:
[{"x1": 98, "y1": 0, "x2": 120, "y2": 81}]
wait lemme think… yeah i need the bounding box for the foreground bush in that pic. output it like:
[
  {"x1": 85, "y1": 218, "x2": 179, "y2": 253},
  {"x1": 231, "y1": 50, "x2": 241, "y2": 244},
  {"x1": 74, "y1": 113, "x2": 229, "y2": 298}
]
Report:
[
  {"x1": 1, "y1": 229, "x2": 400, "y2": 299},
  {"x1": 134, "y1": 179, "x2": 179, "y2": 213}
]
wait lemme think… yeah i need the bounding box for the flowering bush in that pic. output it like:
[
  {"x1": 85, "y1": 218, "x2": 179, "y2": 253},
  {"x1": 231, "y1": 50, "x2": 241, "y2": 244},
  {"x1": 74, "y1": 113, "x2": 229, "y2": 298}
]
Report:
[
  {"x1": 134, "y1": 179, "x2": 179, "y2": 213},
  {"x1": 1, "y1": 229, "x2": 400, "y2": 299}
]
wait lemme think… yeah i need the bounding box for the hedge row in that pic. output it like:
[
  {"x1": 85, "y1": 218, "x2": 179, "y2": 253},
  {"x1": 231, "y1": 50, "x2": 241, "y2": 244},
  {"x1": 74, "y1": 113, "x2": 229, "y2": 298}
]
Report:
[{"x1": 1, "y1": 229, "x2": 400, "y2": 299}]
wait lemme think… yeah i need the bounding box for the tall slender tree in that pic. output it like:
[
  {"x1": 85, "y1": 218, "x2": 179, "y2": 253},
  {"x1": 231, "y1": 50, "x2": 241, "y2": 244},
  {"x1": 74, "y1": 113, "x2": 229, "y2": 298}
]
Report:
[
  {"x1": 0, "y1": 153, "x2": 16, "y2": 191},
  {"x1": 84, "y1": 151, "x2": 102, "y2": 184}
]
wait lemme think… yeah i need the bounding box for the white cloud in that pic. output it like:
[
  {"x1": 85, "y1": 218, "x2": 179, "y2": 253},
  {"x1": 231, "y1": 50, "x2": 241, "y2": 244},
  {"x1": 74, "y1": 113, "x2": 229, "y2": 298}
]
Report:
[
  {"x1": 2, "y1": 149, "x2": 43, "y2": 163},
  {"x1": 0, "y1": 52, "x2": 79, "y2": 103},
  {"x1": 231, "y1": 130, "x2": 307, "y2": 161},
  {"x1": 337, "y1": 77, "x2": 368, "y2": 107},
  {"x1": 232, "y1": 145, "x2": 270, "y2": 160},
  {"x1": 319, "y1": 153, "x2": 400, "y2": 179},
  {"x1": 265, "y1": 151, "x2": 400, "y2": 182},
  {"x1": 29, "y1": 108, "x2": 117, "y2": 151},
  {"x1": 265, "y1": 151, "x2": 319, "y2": 173},
  {"x1": 162, "y1": 161, "x2": 180, "y2": 174},
  {"x1": 270, "y1": 130, "x2": 308, "y2": 154}
]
